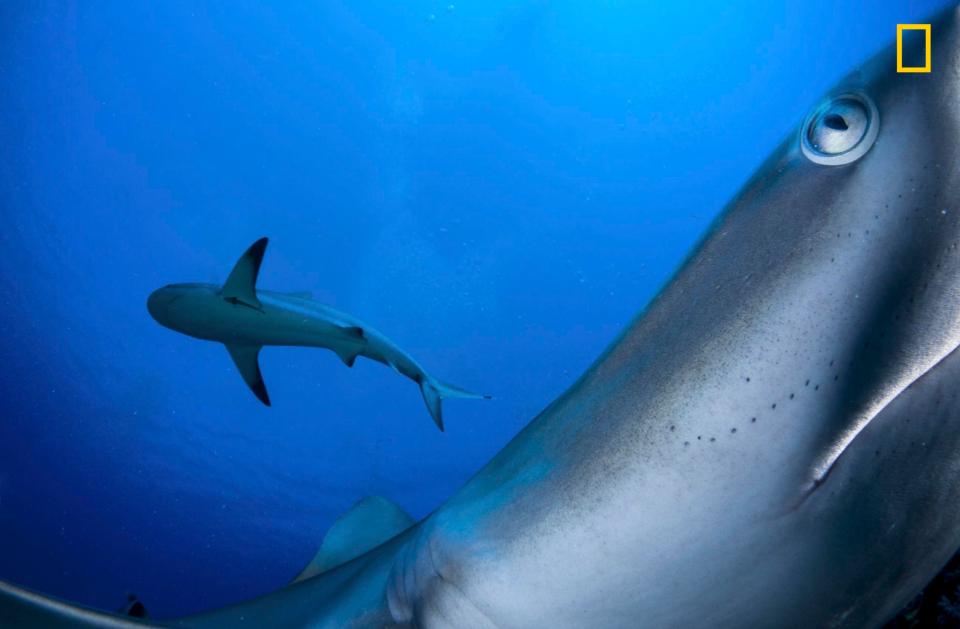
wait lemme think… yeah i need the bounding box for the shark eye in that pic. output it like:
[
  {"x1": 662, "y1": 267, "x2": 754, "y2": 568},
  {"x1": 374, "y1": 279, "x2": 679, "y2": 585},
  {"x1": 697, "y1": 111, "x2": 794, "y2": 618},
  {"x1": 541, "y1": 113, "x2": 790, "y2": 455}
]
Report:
[{"x1": 800, "y1": 92, "x2": 879, "y2": 166}]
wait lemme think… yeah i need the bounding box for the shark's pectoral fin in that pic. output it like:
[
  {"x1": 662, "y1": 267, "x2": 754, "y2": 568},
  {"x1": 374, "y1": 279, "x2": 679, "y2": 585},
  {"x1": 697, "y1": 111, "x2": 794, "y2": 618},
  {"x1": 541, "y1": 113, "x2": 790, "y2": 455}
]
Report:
[
  {"x1": 221, "y1": 237, "x2": 268, "y2": 309},
  {"x1": 225, "y1": 343, "x2": 271, "y2": 406},
  {"x1": 293, "y1": 496, "x2": 413, "y2": 582}
]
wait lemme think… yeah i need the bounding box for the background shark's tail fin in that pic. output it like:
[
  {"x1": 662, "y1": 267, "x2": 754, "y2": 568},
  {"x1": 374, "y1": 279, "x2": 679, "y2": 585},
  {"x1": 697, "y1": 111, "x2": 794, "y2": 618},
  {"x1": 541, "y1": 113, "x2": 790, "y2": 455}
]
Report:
[{"x1": 419, "y1": 378, "x2": 491, "y2": 432}]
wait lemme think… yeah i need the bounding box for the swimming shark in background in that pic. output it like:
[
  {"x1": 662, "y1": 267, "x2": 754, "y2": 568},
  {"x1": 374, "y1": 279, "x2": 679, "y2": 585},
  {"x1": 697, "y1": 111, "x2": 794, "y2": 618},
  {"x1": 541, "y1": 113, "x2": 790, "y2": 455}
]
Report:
[
  {"x1": 5, "y1": 5, "x2": 960, "y2": 628},
  {"x1": 145, "y1": 237, "x2": 489, "y2": 431}
]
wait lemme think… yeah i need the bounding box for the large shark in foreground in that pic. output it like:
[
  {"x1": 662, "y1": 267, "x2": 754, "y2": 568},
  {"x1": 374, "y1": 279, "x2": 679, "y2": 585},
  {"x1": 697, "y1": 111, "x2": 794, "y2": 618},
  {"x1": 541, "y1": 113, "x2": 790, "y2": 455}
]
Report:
[
  {"x1": 145, "y1": 237, "x2": 489, "y2": 431},
  {"x1": 5, "y1": 6, "x2": 960, "y2": 628}
]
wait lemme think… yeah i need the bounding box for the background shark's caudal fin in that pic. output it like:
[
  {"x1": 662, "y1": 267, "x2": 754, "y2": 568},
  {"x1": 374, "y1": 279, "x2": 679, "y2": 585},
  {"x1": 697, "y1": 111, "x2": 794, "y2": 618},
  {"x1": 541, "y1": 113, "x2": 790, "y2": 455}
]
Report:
[
  {"x1": 292, "y1": 496, "x2": 413, "y2": 583},
  {"x1": 221, "y1": 237, "x2": 268, "y2": 309},
  {"x1": 419, "y1": 378, "x2": 492, "y2": 432}
]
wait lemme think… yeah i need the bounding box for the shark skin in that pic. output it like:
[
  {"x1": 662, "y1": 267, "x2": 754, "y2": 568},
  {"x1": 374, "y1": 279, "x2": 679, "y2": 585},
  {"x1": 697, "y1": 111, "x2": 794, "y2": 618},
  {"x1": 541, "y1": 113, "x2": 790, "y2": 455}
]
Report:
[
  {"x1": 6, "y1": 6, "x2": 960, "y2": 628},
  {"x1": 145, "y1": 238, "x2": 489, "y2": 431}
]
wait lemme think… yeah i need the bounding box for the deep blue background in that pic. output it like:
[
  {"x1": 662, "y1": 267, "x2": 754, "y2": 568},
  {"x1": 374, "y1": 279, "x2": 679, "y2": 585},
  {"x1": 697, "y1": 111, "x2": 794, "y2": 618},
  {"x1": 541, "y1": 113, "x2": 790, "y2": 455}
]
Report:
[{"x1": 0, "y1": 0, "x2": 952, "y2": 619}]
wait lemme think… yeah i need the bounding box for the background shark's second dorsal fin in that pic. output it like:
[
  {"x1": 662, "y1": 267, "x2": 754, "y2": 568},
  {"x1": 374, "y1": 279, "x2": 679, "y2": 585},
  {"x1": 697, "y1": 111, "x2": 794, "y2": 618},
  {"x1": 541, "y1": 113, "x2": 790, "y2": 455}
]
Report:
[
  {"x1": 292, "y1": 496, "x2": 414, "y2": 582},
  {"x1": 222, "y1": 237, "x2": 268, "y2": 309}
]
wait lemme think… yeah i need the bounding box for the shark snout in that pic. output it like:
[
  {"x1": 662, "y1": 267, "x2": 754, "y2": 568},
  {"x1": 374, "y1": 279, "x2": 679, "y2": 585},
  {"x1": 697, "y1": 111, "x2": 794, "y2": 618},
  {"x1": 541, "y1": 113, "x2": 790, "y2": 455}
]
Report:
[{"x1": 146, "y1": 287, "x2": 177, "y2": 324}]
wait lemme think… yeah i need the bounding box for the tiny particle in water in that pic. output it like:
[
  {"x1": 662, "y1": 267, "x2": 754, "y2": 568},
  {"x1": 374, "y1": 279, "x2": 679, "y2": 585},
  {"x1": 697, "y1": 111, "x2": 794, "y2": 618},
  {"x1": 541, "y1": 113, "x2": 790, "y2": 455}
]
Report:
[
  {"x1": 731, "y1": 428, "x2": 737, "y2": 434},
  {"x1": 710, "y1": 437, "x2": 716, "y2": 442},
  {"x1": 789, "y1": 393, "x2": 795, "y2": 399},
  {"x1": 772, "y1": 403, "x2": 777, "y2": 410},
  {"x1": 751, "y1": 417, "x2": 757, "y2": 423},
  {"x1": 684, "y1": 441, "x2": 690, "y2": 446}
]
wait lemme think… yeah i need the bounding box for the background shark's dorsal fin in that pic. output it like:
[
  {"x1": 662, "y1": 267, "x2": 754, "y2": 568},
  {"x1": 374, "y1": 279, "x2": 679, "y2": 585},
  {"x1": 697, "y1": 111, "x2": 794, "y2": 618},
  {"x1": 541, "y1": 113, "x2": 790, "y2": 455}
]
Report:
[
  {"x1": 225, "y1": 343, "x2": 271, "y2": 406},
  {"x1": 292, "y1": 496, "x2": 413, "y2": 582},
  {"x1": 222, "y1": 237, "x2": 268, "y2": 309}
]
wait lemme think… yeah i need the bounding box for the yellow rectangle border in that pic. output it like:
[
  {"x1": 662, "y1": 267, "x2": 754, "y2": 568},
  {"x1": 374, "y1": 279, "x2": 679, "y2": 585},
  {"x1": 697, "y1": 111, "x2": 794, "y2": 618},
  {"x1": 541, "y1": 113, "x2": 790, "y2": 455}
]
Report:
[{"x1": 897, "y1": 23, "x2": 931, "y2": 73}]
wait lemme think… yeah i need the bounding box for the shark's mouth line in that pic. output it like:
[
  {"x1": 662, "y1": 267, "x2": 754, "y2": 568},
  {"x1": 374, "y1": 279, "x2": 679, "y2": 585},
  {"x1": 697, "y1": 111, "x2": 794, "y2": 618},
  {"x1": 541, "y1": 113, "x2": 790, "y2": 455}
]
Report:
[{"x1": 798, "y1": 336, "x2": 960, "y2": 507}]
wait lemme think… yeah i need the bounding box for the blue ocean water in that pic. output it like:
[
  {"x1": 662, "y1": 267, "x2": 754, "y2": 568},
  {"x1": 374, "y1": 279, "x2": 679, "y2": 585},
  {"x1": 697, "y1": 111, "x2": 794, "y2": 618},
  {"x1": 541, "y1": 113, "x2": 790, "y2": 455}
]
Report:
[{"x1": 0, "y1": 0, "x2": 952, "y2": 619}]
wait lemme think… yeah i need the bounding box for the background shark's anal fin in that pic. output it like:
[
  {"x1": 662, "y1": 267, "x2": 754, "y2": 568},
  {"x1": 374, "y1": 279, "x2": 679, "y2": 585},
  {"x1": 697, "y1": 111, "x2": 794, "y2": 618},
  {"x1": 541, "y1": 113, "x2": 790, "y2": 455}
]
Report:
[
  {"x1": 225, "y1": 343, "x2": 271, "y2": 406},
  {"x1": 221, "y1": 237, "x2": 268, "y2": 309},
  {"x1": 293, "y1": 496, "x2": 413, "y2": 583},
  {"x1": 333, "y1": 346, "x2": 360, "y2": 368}
]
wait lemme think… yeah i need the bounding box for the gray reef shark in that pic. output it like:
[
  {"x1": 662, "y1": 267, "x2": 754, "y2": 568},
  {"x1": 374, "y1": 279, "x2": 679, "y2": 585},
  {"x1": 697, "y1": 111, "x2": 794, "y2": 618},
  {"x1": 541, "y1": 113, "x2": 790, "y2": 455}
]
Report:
[
  {"x1": 4, "y1": 6, "x2": 960, "y2": 628},
  {"x1": 145, "y1": 237, "x2": 489, "y2": 431}
]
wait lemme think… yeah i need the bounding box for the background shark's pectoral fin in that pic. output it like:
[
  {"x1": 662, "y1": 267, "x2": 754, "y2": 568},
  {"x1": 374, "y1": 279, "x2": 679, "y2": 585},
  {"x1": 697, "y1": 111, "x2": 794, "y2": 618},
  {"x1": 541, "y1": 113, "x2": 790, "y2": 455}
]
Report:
[
  {"x1": 225, "y1": 343, "x2": 271, "y2": 406},
  {"x1": 293, "y1": 496, "x2": 413, "y2": 582},
  {"x1": 221, "y1": 237, "x2": 268, "y2": 309}
]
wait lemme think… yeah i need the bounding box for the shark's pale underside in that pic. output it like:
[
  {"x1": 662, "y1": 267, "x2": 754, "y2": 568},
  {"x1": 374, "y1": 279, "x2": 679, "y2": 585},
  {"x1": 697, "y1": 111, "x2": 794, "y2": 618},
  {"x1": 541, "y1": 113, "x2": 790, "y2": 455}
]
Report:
[{"x1": 4, "y1": 6, "x2": 960, "y2": 628}]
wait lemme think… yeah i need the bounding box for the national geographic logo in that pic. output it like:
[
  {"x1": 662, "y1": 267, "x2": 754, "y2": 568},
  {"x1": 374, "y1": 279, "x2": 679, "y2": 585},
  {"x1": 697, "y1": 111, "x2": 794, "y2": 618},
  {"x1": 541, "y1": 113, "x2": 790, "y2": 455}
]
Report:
[{"x1": 897, "y1": 24, "x2": 931, "y2": 73}]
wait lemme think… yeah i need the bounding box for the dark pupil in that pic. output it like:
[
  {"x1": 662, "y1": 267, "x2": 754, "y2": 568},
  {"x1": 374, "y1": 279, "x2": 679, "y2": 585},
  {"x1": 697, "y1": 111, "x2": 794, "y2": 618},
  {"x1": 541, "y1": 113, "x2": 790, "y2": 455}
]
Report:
[{"x1": 823, "y1": 113, "x2": 848, "y2": 131}]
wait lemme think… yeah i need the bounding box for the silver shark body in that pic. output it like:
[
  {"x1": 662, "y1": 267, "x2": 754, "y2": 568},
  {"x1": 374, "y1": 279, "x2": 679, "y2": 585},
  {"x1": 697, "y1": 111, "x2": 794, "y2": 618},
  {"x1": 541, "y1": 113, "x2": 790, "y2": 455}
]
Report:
[
  {"x1": 145, "y1": 238, "x2": 488, "y2": 430},
  {"x1": 149, "y1": 282, "x2": 425, "y2": 382},
  {"x1": 5, "y1": 7, "x2": 960, "y2": 629}
]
